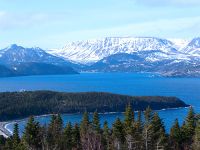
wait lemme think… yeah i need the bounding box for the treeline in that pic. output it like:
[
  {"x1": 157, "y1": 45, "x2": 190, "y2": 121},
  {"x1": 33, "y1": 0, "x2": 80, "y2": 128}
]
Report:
[
  {"x1": 0, "y1": 91, "x2": 188, "y2": 121},
  {"x1": 0, "y1": 106, "x2": 200, "y2": 150}
]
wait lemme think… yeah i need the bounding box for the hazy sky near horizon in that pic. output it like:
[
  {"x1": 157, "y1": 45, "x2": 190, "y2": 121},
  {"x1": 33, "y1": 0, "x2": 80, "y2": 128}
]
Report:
[{"x1": 0, "y1": 0, "x2": 200, "y2": 49}]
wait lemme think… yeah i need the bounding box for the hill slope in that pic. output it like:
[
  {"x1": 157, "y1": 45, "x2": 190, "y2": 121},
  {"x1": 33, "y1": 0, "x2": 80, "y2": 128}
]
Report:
[{"x1": 0, "y1": 91, "x2": 188, "y2": 121}]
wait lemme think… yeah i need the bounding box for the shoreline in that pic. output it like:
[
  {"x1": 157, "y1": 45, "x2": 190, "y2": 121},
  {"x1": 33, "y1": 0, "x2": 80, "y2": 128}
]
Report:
[{"x1": 0, "y1": 106, "x2": 189, "y2": 138}]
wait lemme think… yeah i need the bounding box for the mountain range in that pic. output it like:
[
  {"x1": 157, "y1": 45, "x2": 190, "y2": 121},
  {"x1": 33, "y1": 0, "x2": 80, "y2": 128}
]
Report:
[
  {"x1": 0, "y1": 37, "x2": 200, "y2": 77},
  {"x1": 0, "y1": 44, "x2": 78, "y2": 77}
]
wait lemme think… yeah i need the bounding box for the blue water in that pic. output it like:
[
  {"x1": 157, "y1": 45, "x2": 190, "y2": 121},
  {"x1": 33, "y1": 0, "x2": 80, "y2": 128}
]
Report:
[{"x1": 1, "y1": 73, "x2": 200, "y2": 134}]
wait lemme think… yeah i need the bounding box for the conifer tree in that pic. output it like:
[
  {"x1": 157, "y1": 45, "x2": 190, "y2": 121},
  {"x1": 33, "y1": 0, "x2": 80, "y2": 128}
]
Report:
[
  {"x1": 80, "y1": 111, "x2": 90, "y2": 135},
  {"x1": 23, "y1": 116, "x2": 42, "y2": 149},
  {"x1": 181, "y1": 107, "x2": 196, "y2": 148},
  {"x1": 63, "y1": 122, "x2": 72, "y2": 150},
  {"x1": 170, "y1": 119, "x2": 182, "y2": 149},
  {"x1": 185, "y1": 107, "x2": 196, "y2": 139},
  {"x1": 124, "y1": 104, "x2": 134, "y2": 127},
  {"x1": 124, "y1": 105, "x2": 136, "y2": 149},
  {"x1": 151, "y1": 113, "x2": 165, "y2": 141},
  {"x1": 72, "y1": 123, "x2": 81, "y2": 149},
  {"x1": 47, "y1": 114, "x2": 63, "y2": 149},
  {"x1": 112, "y1": 118, "x2": 125, "y2": 149},
  {"x1": 192, "y1": 120, "x2": 200, "y2": 150},
  {"x1": 102, "y1": 121, "x2": 110, "y2": 149},
  {"x1": 144, "y1": 106, "x2": 153, "y2": 124},
  {"x1": 143, "y1": 107, "x2": 154, "y2": 150},
  {"x1": 12, "y1": 123, "x2": 20, "y2": 149},
  {"x1": 92, "y1": 111, "x2": 101, "y2": 134},
  {"x1": 0, "y1": 135, "x2": 6, "y2": 149},
  {"x1": 130, "y1": 111, "x2": 143, "y2": 150}
]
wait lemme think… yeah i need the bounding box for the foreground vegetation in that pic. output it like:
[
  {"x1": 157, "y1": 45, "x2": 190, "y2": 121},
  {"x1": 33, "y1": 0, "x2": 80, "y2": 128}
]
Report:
[
  {"x1": 0, "y1": 91, "x2": 188, "y2": 121},
  {"x1": 0, "y1": 106, "x2": 199, "y2": 150}
]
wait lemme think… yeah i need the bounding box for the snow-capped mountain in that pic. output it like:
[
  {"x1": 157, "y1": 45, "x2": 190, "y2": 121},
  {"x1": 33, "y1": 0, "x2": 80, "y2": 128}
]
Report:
[
  {"x1": 45, "y1": 36, "x2": 200, "y2": 77},
  {"x1": 182, "y1": 37, "x2": 200, "y2": 56},
  {"x1": 0, "y1": 44, "x2": 69, "y2": 65},
  {"x1": 0, "y1": 44, "x2": 78, "y2": 77},
  {"x1": 0, "y1": 37, "x2": 200, "y2": 77},
  {"x1": 47, "y1": 37, "x2": 183, "y2": 63}
]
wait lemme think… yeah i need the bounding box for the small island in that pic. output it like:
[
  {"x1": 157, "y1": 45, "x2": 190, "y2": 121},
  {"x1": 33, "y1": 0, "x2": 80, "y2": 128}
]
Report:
[{"x1": 0, "y1": 91, "x2": 188, "y2": 121}]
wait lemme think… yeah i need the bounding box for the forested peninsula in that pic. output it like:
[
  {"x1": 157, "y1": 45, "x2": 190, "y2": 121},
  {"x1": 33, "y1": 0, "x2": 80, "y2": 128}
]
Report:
[{"x1": 0, "y1": 91, "x2": 188, "y2": 121}]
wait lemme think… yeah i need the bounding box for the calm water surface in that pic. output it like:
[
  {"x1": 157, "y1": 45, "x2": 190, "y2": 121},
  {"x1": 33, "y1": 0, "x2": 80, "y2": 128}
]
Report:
[{"x1": 1, "y1": 73, "x2": 200, "y2": 134}]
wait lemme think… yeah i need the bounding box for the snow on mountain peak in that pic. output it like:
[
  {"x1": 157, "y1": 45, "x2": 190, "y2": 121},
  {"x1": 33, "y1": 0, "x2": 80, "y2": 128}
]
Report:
[
  {"x1": 168, "y1": 39, "x2": 190, "y2": 50},
  {"x1": 47, "y1": 37, "x2": 178, "y2": 63}
]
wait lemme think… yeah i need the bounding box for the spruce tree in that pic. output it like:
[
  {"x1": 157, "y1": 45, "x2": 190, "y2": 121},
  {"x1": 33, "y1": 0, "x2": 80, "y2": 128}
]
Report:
[
  {"x1": 12, "y1": 123, "x2": 20, "y2": 149},
  {"x1": 72, "y1": 123, "x2": 81, "y2": 149},
  {"x1": 151, "y1": 113, "x2": 165, "y2": 141},
  {"x1": 92, "y1": 111, "x2": 101, "y2": 134},
  {"x1": 124, "y1": 104, "x2": 134, "y2": 135},
  {"x1": 80, "y1": 111, "x2": 90, "y2": 135},
  {"x1": 23, "y1": 116, "x2": 42, "y2": 149},
  {"x1": 63, "y1": 122, "x2": 72, "y2": 150},
  {"x1": 185, "y1": 107, "x2": 196, "y2": 138},
  {"x1": 0, "y1": 135, "x2": 6, "y2": 149},
  {"x1": 47, "y1": 114, "x2": 63, "y2": 149},
  {"x1": 144, "y1": 106, "x2": 153, "y2": 124},
  {"x1": 181, "y1": 107, "x2": 196, "y2": 148},
  {"x1": 112, "y1": 118, "x2": 125, "y2": 149},
  {"x1": 192, "y1": 120, "x2": 200, "y2": 150},
  {"x1": 124, "y1": 104, "x2": 134, "y2": 127},
  {"x1": 102, "y1": 121, "x2": 110, "y2": 149},
  {"x1": 143, "y1": 107, "x2": 154, "y2": 150},
  {"x1": 170, "y1": 119, "x2": 182, "y2": 149}
]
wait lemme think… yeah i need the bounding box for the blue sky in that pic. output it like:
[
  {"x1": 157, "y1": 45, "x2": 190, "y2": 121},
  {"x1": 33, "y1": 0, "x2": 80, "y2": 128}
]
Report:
[{"x1": 0, "y1": 0, "x2": 200, "y2": 49}]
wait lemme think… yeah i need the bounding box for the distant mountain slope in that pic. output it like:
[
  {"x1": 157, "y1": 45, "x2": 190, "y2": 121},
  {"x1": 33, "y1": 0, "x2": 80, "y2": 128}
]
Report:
[
  {"x1": 1, "y1": 37, "x2": 200, "y2": 77},
  {"x1": 183, "y1": 37, "x2": 200, "y2": 56},
  {"x1": 0, "y1": 44, "x2": 73, "y2": 66},
  {"x1": 85, "y1": 52, "x2": 200, "y2": 77},
  {"x1": 0, "y1": 44, "x2": 79, "y2": 77},
  {"x1": 47, "y1": 37, "x2": 180, "y2": 63},
  {"x1": 10, "y1": 62, "x2": 78, "y2": 76},
  {"x1": 46, "y1": 36, "x2": 200, "y2": 77},
  {"x1": 0, "y1": 65, "x2": 15, "y2": 77}
]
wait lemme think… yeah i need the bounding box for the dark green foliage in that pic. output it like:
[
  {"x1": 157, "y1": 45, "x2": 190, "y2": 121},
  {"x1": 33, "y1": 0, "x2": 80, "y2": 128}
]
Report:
[
  {"x1": 112, "y1": 118, "x2": 125, "y2": 149},
  {"x1": 183, "y1": 107, "x2": 196, "y2": 140},
  {"x1": 0, "y1": 91, "x2": 188, "y2": 121},
  {"x1": 102, "y1": 121, "x2": 110, "y2": 149},
  {"x1": 12, "y1": 123, "x2": 20, "y2": 149},
  {"x1": 0, "y1": 135, "x2": 6, "y2": 149},
  {"x1": 22, "y1": 116, "x2": 42, "y2": 149},
  {"x1": 151, "y1": 113, "x2": 166, "y2": 149},
  {"x1": 63, "y1": 122, "x2": 72, "y2": 150},
  {"x1": 193, "y1": 119, "x2": 200, "y2": 150},
  {"x1": 47, "y1": 114, "x2": 63, "y2": 149},
  {"x1": 72, "y1": 123, "x2": 81, "y2": 149},
  {"x1": 1, "y1": 106, "x2": 199, "y2": 150},
  {"x1": 170, "y1": 119, "x2": 182, "y2": 149},
  {"x1": 92, "y1": 111, "x2": 101, "y2": 134},
  {"x1": 80, "y1": 111, "x2": 89, "y2": 135},
  {"x1": 124, "y1": 104, "x2": 134, "y2": 135}
]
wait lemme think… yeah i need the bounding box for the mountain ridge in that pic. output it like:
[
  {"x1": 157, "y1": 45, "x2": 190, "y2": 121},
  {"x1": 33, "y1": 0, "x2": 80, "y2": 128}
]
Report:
[
  {"x1": 1, "y1": 37, "x2": 200, "y2": 77},
  {"x1": 46, "y1": 37, "x2": 199, "y2": 64}
]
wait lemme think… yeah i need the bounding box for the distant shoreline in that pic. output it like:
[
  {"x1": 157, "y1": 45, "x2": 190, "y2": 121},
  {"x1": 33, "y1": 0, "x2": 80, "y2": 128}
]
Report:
[{"x1": 0, "y1": 106, "x2": 189, "y2": 138}]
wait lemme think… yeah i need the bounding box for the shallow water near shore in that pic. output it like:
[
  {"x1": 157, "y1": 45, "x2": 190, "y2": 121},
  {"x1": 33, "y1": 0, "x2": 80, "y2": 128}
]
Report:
[{"x1": 0, "y1": 73, "x2": 200, "y2": 134}]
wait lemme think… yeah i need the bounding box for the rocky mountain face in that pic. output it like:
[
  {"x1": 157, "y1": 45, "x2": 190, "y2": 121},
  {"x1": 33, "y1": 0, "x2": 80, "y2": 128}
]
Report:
[
  {"x1": 47, "y1": 37, "x2": 180, "y2": 63},
  {"x1": 0, "y1": 37, "x2": 200, "y2": 77},
  {"x1": 47, "y1": 37, "x2": 200, "y2": 77},
  {"x1": 0, "y1": 44, "x2": 78, "y2": 77}
]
